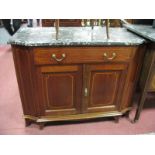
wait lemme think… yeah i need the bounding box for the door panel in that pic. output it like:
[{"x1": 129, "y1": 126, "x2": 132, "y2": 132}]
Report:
[
  {"x1": 90, "y1": 72, "x2": 119, "y2": 106},
  {"x1": 38, "y1": 65, "x2": 82, "y2": 116},
  {"x1": 85, "y1": 64, "x2": 127, "y2": 113},
  {"x1": 44, "y1": 74, "x2": 74, "y2": 109}
]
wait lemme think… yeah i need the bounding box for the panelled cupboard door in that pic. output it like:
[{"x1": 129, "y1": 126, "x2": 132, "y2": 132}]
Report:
[
  {"x1": 84, "y1": 64, "x2": 128, "y2": 113},
  {"x1": 37, "y1": 65, "x2": 82, "y2": 116}
]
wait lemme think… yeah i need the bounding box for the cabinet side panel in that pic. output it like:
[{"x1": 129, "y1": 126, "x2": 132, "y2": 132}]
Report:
[
  {"x1": 12, "y1": 46, "x2": 37, "y2": 116},
  {"x1": 120, "y1": 45, "x2": 146, "y2": 110}
]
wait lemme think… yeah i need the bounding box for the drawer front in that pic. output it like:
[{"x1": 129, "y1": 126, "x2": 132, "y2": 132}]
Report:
[{"x1": 33, "y1": 47, "x2": 134, "y2": 65}]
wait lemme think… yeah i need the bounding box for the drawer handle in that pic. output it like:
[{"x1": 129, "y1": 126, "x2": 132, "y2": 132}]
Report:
[
  {"x1": 84, "y1": 88, "x2": 88, "y2": 97},
  {"x1": 51, "y1": 53, "x2": 66, "y2": 62},
  {"x1": 103, "y1": 52, "x2": 116, "y2": 60}
]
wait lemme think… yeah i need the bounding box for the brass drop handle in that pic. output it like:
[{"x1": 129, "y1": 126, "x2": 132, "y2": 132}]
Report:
[
  {"x1": 103, "y1": 52, "x2": 116, "y2": 60},
  {"x1": 51, "y1": 53, "x2": 66, "y2": 62},
  {"x1": 84, "y1": 88, "x2": 88, "y2": 97}
]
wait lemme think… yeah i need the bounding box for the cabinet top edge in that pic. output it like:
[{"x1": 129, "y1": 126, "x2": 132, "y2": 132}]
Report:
[{"x1": 9, "y1": 27, "x2": 146, "y2": 47}]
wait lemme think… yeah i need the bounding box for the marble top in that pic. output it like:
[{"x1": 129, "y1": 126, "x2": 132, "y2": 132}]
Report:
[
  {"x1": 8, "y1": 27, "x2": 145, "y2": 46},
  {"x1": 123, "y1": 24, "x2": 155, "y2": 42}
]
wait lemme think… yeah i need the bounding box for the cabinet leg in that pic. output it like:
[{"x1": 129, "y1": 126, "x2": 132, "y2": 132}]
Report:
[
  {"x1": 124, "y1": 111, "x2": 135, "y2": 123},
  {"x1": 133, "y1": 90, "x2": 148, "y2": 123},
  {"x1": 38, "y1": 122, "x2": 45, "y2": 130},
  {"x1": 114, "y1": 116, "x2": 120, "y2": 123},
  {"x1": 131, "y1": 119, "x2": 138, "y2": 124},
  {"x1": 25, "y1": 119, "x2": 32, "y2": 127}
]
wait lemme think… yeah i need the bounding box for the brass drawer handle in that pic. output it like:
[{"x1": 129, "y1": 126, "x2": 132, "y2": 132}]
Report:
[
  {"x1": 103, "y1": 52, "x2": 116, "y2": 60},
  {"x1": 84, "y1": 88, "x2": 88, "y2": 97},
  {"x1": 51, "y1": 53, "x2": 66, "y2": 62}
]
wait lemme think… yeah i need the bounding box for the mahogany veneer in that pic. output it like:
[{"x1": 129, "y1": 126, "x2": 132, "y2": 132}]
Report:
[{"x1": 12, "y1": 46, "x2": 145, "y2": 129}]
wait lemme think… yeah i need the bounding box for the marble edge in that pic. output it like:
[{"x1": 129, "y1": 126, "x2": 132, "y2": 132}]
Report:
[
  {"x1": 8, "y1": 27, "x2": 146, "y2": 47},
  {"x1": 123, "y1": 24, "x2": 155, "y2": 42},
  {"x1": 8, "y1": 41, "x2": 145, "y2": 47}
]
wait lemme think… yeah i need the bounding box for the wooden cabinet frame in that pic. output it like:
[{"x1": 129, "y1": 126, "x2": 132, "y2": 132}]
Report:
[{"x1": 12, "y1": 45, "x2": 145, "y2": 128}]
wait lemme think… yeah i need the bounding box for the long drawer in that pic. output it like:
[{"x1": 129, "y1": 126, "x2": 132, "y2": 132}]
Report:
[{"x1": 33, "y1": 47, "x2": 135, "y2": 65}]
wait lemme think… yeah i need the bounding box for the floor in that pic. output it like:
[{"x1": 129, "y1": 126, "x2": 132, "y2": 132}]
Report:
[{"x1": 0, "y1": 28, "x2": 155, "y2": 135}]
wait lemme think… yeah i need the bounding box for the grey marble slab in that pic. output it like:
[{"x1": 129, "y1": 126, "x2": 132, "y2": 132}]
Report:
[
  {"x1": 8, "y1": 27, "x2": 145, "y2": 46},
  {"x1": 123, "y1": 24, "x2": 155, "y2": 42}
]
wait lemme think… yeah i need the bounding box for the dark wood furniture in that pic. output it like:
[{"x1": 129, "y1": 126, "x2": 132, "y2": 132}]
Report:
[
  {"x1": 134, "y1": 44, "x2": 155, "y2": 121},
  {"x1": 42, "y1": 19, "x2": 82, "y2": 27},
  {"x1": 109, "y1": 19, "x2": 133, "y2": 27},
  {"x1": 42, "y1": 19, "x2": 133, "y2": 27},
  {"x1": 12, "y1": 45, "x2": 144, "y2": 129},
  {"x1": 122, "y1": 23, "x2": 155, "y2": 122}
]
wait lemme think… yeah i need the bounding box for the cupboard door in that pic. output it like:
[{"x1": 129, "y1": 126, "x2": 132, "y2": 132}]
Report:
[
  {"x1": 84, "y1": 64, "x2": 128, "y2": 113},
  {"x1": 37, "y1": 65, "x2": 82, "y2": 116}
]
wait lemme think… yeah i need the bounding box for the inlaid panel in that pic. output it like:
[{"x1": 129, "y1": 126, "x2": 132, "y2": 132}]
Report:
[
  {"x1": 39, "y1": 65, "x2": 82, "y2": 115},
  {"x1": 90, "y1": 72, "x2": 119, "y2": 106},
  {"x1": 44, "y1": 74, "x2": 74, "y2": 109},
  {"x1": 86, "y1": 64, "x2": 127, "y2": 113}
]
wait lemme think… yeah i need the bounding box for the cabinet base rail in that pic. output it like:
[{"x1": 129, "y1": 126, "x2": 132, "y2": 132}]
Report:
[
  {"x1": 24, "y1": 107, "x2": 131, "y2": 124},
  {"x1": 24, "y1": 108, "x2": 131, "y2": 129}
]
